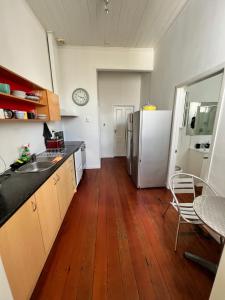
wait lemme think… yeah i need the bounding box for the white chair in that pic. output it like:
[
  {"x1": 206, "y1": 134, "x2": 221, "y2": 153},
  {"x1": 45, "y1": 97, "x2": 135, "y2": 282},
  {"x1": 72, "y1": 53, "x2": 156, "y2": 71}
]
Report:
[{"x1": 163, "y1": 172, "x2": 218, "y2": 251}]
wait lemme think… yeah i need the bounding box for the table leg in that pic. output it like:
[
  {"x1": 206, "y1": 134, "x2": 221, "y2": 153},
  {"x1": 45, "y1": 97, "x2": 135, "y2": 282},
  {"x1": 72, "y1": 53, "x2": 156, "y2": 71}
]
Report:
[{"x1": 184, "y1": 252, "x2": 218, "y2": 274}]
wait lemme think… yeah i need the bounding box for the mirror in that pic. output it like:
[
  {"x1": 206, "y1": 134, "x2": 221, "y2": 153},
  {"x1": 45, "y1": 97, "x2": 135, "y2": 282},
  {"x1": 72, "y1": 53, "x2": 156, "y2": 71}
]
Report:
[
  {"x1": 183, "y1": 72, "x2": 223, "y2": 136},
  {"x1": 186, "y1": 102, "x2": 217, "y2": 135}
]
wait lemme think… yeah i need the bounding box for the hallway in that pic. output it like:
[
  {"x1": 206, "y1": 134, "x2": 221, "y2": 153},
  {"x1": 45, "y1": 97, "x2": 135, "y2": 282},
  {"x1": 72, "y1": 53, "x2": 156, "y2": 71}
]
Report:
[{"x1": 32, "y1": 158, "x2": 220, "y2": 300}]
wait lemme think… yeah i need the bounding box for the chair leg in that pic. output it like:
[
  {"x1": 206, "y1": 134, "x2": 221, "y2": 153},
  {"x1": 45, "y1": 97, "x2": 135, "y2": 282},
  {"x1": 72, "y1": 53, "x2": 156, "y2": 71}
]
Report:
[
  {"x1": 174, "y1": 216, "x2": 181, "y2": 252},
  {"x1": 162, "y1": 203, "x2": 171, "y2": 217}
]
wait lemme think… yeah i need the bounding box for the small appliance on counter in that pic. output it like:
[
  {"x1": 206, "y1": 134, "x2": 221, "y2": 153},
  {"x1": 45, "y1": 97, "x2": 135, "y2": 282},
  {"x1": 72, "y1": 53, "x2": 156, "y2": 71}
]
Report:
[
  {"x1": 46, "y1": 131, "x2": 65, "y2": 149},
  {"x1": 43, "y1": 123, "x2": 65, "y2": 150},
  {"x1": 46, "y1": 138, "x2": 64, "y2": 149}
]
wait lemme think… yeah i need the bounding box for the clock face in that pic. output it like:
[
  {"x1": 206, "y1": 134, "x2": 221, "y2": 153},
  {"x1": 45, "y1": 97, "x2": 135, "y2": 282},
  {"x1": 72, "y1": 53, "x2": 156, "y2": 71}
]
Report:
[{"x1": 72, "y1": 88, "x2": 89, "y2": 106}]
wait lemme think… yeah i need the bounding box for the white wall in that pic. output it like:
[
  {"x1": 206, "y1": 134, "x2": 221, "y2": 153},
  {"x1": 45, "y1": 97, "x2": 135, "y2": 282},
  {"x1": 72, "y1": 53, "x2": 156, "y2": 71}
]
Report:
[
  {"x1": 187, "y1": 73, "x2": 223, "y2": 103},
  {"x1": 150, "y1": 0, "x2": 225, "y2": 110},
  {"x1": 0, "y1": 0, "x2": 53, "y2": 169},
  {"x1": 47, "y1": 31, "x2": 61, "y2": 95},
  {"x1": 176, "y1": 127, "x2": 191, "y2": 171},
  {"x1": 98, "y1": 71, "x2": 141, "y2": 157},
  {"x1": 140, "y1": 73, "x2": 151, "y2": 107},
  {"x1": 59, "y1": 46, "x2": 153, "y2": 168},
  {"x1": 148, "y1": 0, "x2": 225, "y2": 297}
]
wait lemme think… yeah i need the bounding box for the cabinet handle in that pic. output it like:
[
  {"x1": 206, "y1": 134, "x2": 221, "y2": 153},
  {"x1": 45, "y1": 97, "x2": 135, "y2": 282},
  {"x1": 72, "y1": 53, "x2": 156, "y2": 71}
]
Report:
[
  {"x1": 53, "y1": 177, "x2": 57, "y2": 185},
  {"x1": 31, "y1": 201, "x2": 37, "y2": 212}
]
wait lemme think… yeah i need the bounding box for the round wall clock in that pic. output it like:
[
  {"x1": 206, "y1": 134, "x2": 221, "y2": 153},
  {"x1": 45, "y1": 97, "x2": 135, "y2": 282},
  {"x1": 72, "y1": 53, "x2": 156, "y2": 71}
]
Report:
[{"x1": 72, "y1": 88, "x2": 89, "y2": 106}]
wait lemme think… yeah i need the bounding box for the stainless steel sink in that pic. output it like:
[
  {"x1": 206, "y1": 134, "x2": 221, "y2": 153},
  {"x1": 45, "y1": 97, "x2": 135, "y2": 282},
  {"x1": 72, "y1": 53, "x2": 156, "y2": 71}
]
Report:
[{"x1": 16, "y1": 161, "x2": 55, "y2": 173}]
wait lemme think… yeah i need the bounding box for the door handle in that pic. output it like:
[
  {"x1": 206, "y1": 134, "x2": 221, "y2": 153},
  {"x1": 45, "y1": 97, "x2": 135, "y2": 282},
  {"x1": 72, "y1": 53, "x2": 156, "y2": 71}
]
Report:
[
  {"x1": 31, "y1": 200, "x2": 37, "y2": 212},
  {"x1": 114, "y1": 129, "x2": 117, "y2": 134}
]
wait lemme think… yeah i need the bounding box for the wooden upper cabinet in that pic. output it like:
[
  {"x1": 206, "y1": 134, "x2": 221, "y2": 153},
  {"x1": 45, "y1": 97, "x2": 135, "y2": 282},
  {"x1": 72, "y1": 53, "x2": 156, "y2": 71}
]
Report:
[
  {"x1": 0, "y1": 196, "x2": 45, "y2": 300},
  {"x1": 47, "y1": 90, "x2": 61, "y2": 121},
  {"x1": 35, "y1": 174, "x2": 61, "y2": 255}
]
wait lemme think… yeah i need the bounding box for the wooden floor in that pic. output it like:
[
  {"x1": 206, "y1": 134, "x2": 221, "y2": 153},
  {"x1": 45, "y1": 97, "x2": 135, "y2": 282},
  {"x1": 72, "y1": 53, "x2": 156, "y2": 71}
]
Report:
[{"x1": 32, "y1": 158, "x2": 221, "y2": 300}]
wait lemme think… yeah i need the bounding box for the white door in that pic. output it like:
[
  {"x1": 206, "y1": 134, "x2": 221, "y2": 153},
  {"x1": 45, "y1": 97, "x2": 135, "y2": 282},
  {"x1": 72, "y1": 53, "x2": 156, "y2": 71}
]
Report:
[{"x1": 113, "y1": 106, "x2": 134, "y2": 157}]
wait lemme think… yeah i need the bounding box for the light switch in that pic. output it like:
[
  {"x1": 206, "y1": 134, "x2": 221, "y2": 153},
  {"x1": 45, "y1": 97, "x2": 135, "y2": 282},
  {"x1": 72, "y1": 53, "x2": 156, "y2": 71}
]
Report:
[{"x1": 85, "y1": 116, "x2": 92, "y2": 122}]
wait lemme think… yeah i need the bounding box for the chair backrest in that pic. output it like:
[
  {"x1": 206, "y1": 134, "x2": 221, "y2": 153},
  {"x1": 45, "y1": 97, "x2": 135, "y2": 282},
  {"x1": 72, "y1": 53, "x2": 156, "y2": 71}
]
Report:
[
  {"x1": 169, "y1": 172, "x2": 218, "y2": 215},
  {"x1": 172, "y1": 176, "x2": 195, "y2": 197}
]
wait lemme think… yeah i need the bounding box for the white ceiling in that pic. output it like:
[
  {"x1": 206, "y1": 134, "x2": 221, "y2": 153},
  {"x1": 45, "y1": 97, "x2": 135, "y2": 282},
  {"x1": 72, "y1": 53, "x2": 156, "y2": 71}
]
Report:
[{"x1": 26, "y1": 0, "x2": 188, "y2": 48}]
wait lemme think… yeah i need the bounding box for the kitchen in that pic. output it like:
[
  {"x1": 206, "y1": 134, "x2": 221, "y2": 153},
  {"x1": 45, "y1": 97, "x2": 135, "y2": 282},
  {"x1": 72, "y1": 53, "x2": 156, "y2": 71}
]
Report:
[{"x1": 1, "y1": 1, "x2": 225, "y2": 300}]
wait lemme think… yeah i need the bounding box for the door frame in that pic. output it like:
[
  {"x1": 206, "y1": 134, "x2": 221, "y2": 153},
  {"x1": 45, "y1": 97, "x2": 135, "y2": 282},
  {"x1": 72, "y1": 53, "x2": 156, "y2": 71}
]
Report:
[
  {"x1": 167, "y1": 66, "x2": 225, "y2": 187},
  {"x1": 113, "y1": 105, "x2": 134, "y2": 157}
]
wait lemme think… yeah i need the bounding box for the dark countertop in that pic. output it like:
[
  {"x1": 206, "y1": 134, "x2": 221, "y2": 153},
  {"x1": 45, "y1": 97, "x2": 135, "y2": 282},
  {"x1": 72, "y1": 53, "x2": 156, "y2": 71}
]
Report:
[{"x1": 0, "y1": 141, "x2": 84, "y2": 227}]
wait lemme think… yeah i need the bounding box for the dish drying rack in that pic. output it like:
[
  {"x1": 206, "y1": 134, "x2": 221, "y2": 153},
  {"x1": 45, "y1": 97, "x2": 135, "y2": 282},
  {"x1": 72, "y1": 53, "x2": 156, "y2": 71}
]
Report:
[{"x1": 38, "y1": 149, "x2": 66, "y2": 158}]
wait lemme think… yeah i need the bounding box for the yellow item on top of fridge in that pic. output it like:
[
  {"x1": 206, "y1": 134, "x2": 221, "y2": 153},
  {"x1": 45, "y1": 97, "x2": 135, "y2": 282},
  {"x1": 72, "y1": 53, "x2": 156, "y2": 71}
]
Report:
[{"x1": 143, "y1": 105, "x2": 157, "y2": 111}]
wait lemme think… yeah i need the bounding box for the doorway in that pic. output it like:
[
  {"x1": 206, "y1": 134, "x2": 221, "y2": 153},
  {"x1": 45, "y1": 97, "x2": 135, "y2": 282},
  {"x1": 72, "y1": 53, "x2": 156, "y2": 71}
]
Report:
[
  {"x1": 113, "y1": 105, "x2": 134, "y2": 157},
  {"x1": 168, "y1": 70, "x2": 224, "y2": 184},
  {"x1": 98, "y1": 71, "x2": 143, "y2": 158}
]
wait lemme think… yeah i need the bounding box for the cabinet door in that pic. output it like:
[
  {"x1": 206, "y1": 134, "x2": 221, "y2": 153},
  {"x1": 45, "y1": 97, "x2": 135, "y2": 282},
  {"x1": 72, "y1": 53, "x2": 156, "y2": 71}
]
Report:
[
  {"x1": 0, "y1": 196, "x2": 45, "y2": 300},
  {"x1": 47, "y1": 90, "x2": 61, "y2": 121},
  {"x1": 56, "y1": 163, "x2": 68, "y2": 220},
  {"x1": 35, "y1": 174, "x2": 61, "y2": 255},
  {"x1": 66, "y1": 155, "x2": 77, "y2": 200},
  {"x1": 56, "y1": 156, "x2": 76, "y2": 220}
]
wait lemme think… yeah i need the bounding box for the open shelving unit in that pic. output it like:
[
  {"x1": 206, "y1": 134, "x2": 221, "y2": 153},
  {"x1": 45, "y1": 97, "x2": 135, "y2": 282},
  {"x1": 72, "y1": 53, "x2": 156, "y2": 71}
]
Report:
[
  {"x1": 0, "y1": 92, "x2": 46, "y2": 107},
  {"x1": 0, "y1": 119, "x2": 45, "y2": 123},
  {"x1": 0, "y1": 65, "x2": 61, "y2": 122}
]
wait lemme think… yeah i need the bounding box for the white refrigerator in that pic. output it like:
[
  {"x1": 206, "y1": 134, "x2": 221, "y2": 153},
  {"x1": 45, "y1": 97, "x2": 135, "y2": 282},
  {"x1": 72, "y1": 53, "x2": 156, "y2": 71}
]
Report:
[{"x1": 130, "y1": 110, "x2": 172, "y2": 188}]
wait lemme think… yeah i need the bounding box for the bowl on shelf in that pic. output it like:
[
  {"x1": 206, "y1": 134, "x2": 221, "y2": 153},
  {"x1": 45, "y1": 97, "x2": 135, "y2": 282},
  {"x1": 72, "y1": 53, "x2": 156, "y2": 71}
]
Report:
[
  {"x1": 11, "y1": 90, "x2": 26, "y2": 99},
  {"x1": 0, "y1": 83, "x2": 10, "y2": 94},
  {"x1": 37, "y1": 114, "x2": 48, "y2": 120},
  {"x1": 25, "y1": 95, "x2": 40, "y2": 101}
]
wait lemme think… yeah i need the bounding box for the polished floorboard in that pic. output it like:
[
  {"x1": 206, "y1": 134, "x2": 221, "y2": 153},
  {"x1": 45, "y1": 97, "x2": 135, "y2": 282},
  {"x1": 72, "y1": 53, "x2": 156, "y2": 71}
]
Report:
[{"x1": 32, "y1": 158, "x2": 221, "y2": 300}]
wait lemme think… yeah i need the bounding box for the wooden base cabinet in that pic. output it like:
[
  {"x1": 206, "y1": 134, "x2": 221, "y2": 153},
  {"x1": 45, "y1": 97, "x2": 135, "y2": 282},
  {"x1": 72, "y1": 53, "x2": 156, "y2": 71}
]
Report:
[
  {"x1": 35, "y1": 174, "x2": 61, "y2": 255},
  {"x1": 66, "y1": 155, "x2": 77, "y2": 198},
  {"x1": 0, "y1": 155, "x2": 77, "y2": 299},
  {"x1": 0, "y1": 196, "x2": 45, "y2": 300},
  {"x1": 56, "y1": 155, "x2": 77, "y2": 220}
]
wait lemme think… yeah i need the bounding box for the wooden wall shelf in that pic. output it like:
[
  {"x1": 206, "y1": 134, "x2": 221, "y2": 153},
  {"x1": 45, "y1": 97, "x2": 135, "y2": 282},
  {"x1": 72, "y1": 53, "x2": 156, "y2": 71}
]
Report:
[
  {"x1": 0, "y1": 119, "x2": 48, "y2": 123},
  {"x1": 0, "y1": 92, "x2": 46, "y2": 107},
  {"x1": 0, "y1": 65, "x2": 61, "y2": 122}
]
